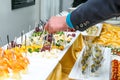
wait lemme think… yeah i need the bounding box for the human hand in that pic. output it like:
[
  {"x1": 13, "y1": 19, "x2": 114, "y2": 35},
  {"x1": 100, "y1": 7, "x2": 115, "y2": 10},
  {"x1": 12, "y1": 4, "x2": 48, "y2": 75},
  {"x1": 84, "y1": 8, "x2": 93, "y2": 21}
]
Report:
[{"x1": 44, "y1": 16, "x2": 69, "y2": 33}]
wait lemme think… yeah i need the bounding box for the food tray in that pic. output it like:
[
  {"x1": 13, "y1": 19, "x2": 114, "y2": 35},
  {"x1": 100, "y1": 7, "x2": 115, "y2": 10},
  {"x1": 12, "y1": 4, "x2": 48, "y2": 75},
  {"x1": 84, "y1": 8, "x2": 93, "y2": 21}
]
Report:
[
  {"x1": 69, "y1": 47, "x2": 111, "y2": 80},
  {"x1": 80, "y1": 23, "x2": 103, "y2": 36}
]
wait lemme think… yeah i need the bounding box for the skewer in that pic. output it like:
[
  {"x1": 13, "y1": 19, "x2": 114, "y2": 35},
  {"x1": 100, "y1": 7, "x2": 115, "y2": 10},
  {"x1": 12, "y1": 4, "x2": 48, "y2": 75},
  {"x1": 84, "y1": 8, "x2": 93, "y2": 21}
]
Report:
[
  {"x1": 0, "y1": 37, "x2": 4, "y2": 57},
  {"x1": 7, "y1": 35, "x2": 9, "y2": 45},
  {"x1": 40, "y1": 19, "x2": 44, "y2": 26},
  {"x1": 46, "y1": 33, "x2": 49, "y2": 42},
  {"x1": 14, "y1": 36, "x2": 17, "y2": 47},
  {"x1": 29, "y1": 25, "x2": 31, "y2": 32},
  {"x1": 25, "y1": 35, "x2": 27, "y2": 57},
  {"x1": 21, "y1": 31, "x2": 24, "y2": 44},
  {"x1": 40, "y1": 19, "x2": 52, "y2": 51},
  {"x1": 40, "y1": 32, "x2": 46, "y2": 52},
  {"x1": 39, "y1": 20, "x2": 46, "y2": 52},
  {"x1": 1, "y1": 49, "x2": 4, "y2": 57},
  {"x1": 38, "y1": 25, "x2": 45, "y2": 40},
  {"x1": 7, "y1": 35, "x2": 10, "y2": 49},
  {"x1": 11, "y1": 49, "x2": 16, "y2": 60},
  {"x1": 40, "y1": 37, "x2": 45, "y2": 52},
  {"x1": 50, "y1": 34, "x2": 54, "y2": 50},
  {"x1": 25, "y1": 35, "x2": 27, "y2": 49}
]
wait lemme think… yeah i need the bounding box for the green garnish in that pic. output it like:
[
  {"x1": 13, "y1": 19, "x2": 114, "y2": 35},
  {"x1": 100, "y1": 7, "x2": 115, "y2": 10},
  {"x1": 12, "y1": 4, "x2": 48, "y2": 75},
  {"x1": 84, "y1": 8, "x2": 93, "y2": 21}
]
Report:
[
  {"x1": 56, "y1": 31, "x2": 64, "y2": 36},
  {"x1": 28, "y1": 48, "x2": 33, "y2": 53},
  {"x1": 57, "y1": 39, "x2": 63, "y2": 42},
  {"x1": 34, "y1": 48, "x2": 40, "y2": 52},
  {"x1": 56, "y1": 43, "x2": 60, "y2": 47}
]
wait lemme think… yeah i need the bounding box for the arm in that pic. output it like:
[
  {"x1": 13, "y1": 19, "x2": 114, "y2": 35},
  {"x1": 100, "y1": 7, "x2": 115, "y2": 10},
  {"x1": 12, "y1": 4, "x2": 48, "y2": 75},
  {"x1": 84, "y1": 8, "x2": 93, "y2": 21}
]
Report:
[{"x1": 67, "y1": 0, "x2": 120, "y2": 31}]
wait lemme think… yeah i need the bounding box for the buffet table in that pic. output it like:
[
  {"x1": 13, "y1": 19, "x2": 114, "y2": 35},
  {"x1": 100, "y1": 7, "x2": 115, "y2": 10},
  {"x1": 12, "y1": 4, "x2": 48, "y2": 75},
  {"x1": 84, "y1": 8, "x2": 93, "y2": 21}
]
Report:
[
  {"x1": 2, "y1": 29, "x2": 83, "y2": 80},
  {"x1": 1, "y1": 10, "x2": 120, "y2": 80}
]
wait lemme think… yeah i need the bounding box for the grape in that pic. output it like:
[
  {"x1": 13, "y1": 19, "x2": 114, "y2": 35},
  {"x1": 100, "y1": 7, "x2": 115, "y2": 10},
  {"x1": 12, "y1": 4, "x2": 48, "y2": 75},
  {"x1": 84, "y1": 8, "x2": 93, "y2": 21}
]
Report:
[
  {"x1": 72, "y1": 33, "x2": 76, "y2": 37},
  {"x1": 67, "y1": 34, "x2": 71, "y2": 37},
  {"x1": 41, "y1": 45, "x2": 51, "y2": 52},
  {"x1": 45, "y1": 34, "x2": 53, "y2": 43},
  {"x1": 35, "y1": 27, "x2": 40, "y2": 32}
]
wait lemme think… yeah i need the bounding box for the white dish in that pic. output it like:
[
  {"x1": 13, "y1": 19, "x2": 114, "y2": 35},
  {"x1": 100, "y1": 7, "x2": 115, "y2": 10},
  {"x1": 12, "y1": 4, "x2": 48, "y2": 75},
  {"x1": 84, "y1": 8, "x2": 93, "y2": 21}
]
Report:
[
  {"x1": 104, "y1": 20, "x2": 120, "y2": 25},
  {"x1": 104, "y1": 17, "x2": 120, "y2": 25},
  {"x1": 69, "y1": 47, "x2": 111, "y2": 80},
  {"x1": 80, "y1": 23, "x2": 103, "y2": 36}
]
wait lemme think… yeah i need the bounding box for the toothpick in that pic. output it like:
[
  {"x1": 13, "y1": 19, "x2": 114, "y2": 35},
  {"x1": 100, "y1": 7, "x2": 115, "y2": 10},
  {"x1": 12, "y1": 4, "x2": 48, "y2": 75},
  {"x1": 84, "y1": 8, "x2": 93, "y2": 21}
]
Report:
[
  {"x1": 25, "y1": 35, "x2": 27, "y2": 49},
  {"x1": 39, "y1": 26, "x2": 45, "y2": 40},
  {"x1": 1, "y1": 48, "x2": 4, "y2": 57},
  {"x1": 21, "y1": 31, "x2": 23, "y2": 44},
  {"x1": 25, "y1": 35, "x2": 27, "y2": 57},
  {"x1": 7, "y1": 35, "x2": 10, "y2": 46}
]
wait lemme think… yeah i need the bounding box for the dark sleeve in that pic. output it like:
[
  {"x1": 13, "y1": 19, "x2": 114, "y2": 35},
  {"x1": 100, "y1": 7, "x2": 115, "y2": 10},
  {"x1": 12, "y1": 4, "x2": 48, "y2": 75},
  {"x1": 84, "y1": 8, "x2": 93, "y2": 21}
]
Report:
[
  {"x1": 72, "y1": 0, "x2": 87, "y2": 7},
  {"x1": 70, "y1": 0, "x2": 120, "y2": 31}
]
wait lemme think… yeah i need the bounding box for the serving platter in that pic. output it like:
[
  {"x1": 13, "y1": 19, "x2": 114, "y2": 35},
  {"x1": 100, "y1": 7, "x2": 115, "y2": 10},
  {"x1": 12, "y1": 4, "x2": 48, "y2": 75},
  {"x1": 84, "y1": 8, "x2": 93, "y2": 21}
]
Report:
[
  {"x1": 1, "y1": 29, "x2": 81, "y2": 80},
  {"x1": 80, "y1": 23, "x2": 103, "y2": 36},
  {"x1": 69, "y1": 47, "x2": 111, "y2": 80}
]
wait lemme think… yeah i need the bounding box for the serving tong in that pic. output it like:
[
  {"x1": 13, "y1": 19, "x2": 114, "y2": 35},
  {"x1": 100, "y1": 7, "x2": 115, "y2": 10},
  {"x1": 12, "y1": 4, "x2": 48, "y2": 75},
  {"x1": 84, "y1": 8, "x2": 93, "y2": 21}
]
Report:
[{"x1": 39, "y1": 19, "x2": 55, "y2": 52}]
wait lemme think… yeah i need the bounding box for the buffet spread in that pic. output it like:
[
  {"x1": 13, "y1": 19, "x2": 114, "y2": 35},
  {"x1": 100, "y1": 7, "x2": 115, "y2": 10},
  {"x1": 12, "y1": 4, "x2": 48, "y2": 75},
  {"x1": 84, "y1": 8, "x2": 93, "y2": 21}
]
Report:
[
  {"x1": 1, "y1": 10, "x2": 120, "y2": 80},
  {"x1": 0, "y1": 24, "x2": 81, "y2": 80}
]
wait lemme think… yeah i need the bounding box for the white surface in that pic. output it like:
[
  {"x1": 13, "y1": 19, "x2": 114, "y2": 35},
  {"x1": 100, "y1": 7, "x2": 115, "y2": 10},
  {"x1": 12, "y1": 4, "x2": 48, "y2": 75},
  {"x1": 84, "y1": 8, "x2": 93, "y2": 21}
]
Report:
[
  {"x1": 80, "y1": 23, "x2": 103, "y2": 36},
  {"x1": 69, "y1": 47, "x2": 111, "y2": 80},
  {"x1": 21, "y1": 56, "x2": 58, "y2": 80}
]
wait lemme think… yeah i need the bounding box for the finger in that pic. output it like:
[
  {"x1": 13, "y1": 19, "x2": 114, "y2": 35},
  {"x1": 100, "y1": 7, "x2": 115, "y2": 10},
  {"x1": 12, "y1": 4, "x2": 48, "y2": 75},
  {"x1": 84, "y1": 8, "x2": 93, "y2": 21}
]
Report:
[
  {"x1": 44, "y1": 22, "x2": 49, "y2": 31},
  {"x1": 49, "y1": 30, "x2": 56, "y2": 34}
]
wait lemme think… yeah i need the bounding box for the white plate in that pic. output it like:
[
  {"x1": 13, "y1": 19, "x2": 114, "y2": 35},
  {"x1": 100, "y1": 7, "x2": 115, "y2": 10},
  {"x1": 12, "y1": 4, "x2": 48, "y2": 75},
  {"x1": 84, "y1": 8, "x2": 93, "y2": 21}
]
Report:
[
  {"x1": 104, "y1": 20, "x2": 120, "y2": 25},
  {"x1": 80, "y1": 23, "x2": 103, "y2": 36},
  {"x1": 69, "y1": 47, "x2": 111, "y2": 80},
  {"x1": 104, "y1": 17, "x2": 120, "y2": 25}
]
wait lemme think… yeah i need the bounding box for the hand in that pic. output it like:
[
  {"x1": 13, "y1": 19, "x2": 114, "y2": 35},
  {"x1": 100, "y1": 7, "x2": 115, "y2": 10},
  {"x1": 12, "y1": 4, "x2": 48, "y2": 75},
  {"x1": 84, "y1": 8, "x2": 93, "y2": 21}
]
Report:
[{"x1": 44, "y1": 16, "x2": 69, "y2": 33}]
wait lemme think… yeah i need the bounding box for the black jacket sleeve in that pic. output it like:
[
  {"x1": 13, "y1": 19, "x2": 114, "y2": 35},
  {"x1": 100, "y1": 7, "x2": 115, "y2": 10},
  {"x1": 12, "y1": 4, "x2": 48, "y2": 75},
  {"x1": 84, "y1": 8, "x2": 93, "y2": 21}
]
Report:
[{"x1": 70, "y1": 0, "x2": 120, "y2": 31}]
